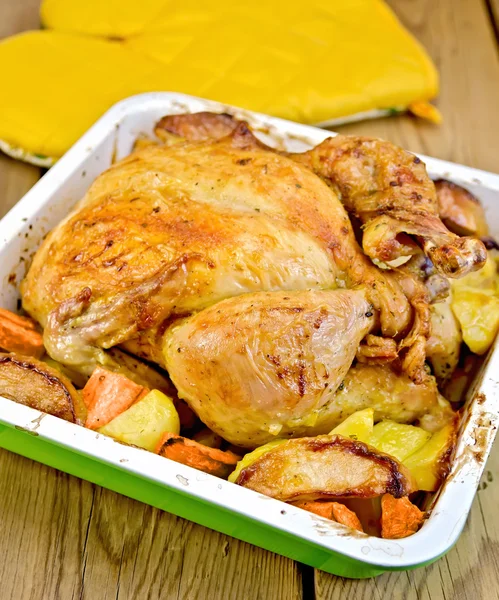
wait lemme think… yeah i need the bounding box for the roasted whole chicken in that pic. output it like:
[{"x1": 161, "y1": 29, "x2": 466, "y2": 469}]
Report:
[{"x1": 21, "y1": 112, "x2": 487, "y2": 448}]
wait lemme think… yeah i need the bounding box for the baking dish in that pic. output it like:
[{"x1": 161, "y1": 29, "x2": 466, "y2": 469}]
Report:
[{"x1": 0, "y1": 92, "x2": 498, "y2": 579}]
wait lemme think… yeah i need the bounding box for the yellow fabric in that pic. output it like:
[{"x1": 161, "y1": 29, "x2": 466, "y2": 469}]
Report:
[{"x1": 0, "y1": 0, "x2": 438, "y2": 161}]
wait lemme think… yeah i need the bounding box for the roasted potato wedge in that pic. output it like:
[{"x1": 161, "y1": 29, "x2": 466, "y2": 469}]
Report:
[
  {"x1": 0, "y1": 352, "x2": 86, "y2": 423},
  {"x1": 330, "y1": 408, "x2": 374, "y2": 443},
  {"x1": 403, "y1": 421, "x2": 457, "y2": 491},
  {"x1": 426, "y1": 297, "x2": 462, "y2": 384},
  {"x1": 451, "y1": 253, "x2": 499, "y2": 355},
  {"x1": 369, "y1": 421, "x2": 431, "y2": 462},
  {"x1": 232, "y1": 435, "x2": 415, "y2": 501},
  {"x1": 435, "y1": 179, "x2": 489, "y2": 238}
]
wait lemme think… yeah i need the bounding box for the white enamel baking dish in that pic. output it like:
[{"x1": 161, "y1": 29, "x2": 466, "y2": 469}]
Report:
[{"x1": 0, "y1": 93, "x2": 498, "y2": 578}]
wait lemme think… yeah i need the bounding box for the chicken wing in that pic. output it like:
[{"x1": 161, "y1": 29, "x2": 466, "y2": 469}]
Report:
[{"x1": 295, "y1": 136, "x2": 486, "y2": 278}]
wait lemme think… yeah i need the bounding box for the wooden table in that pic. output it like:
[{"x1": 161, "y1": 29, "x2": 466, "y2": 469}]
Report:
[{"x1": 1, "y1": 1, "x2": 498, "y2": 598}]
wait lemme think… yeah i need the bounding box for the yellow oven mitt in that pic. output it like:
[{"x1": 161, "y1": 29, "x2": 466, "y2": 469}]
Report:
[{"x1": 0, "y1": 0, "x2": 439, "y2": 165}]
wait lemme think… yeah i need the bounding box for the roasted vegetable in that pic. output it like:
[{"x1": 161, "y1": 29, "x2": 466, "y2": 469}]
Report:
[
  {"x1": 426, "y1": 297, "x2": 462, "y2": 383},
  {"x1": 330, "y1": 408, "x2": 374, "y2": 443},
  {"x1": 328, "y1": 409, "x2": 454, "y2": 492},
  {"x1": 451, "y1": 253, "x2": 499, "y2": 355},
  {"x1": 381, "y1": 494, "x2": 425, "y2": 539},
  {"x1": 0, "y1": 307, "x2": 44, "y2": 358},
  {"x1": 231, "y1": 435, "x2": 415, "y2": 501},
  {"x1": 451, "y1": 291, "x2": 499, "y2": 355},
  {"x1": 98, "y1": 389, "x2": 180, "y2": 451},
  {"x1": 228, "y1": 439, "x2": 287, "y2": 484},
  {"x1": 435, "y1": 179, "x2": 488, "y2": 238},
  {"x1": 369, "y1": 421, "x2": 431, "y2": 462},
  {"x1": 156, "y1": 433, "x2": 240, "y2": 478},
  {"x1": 0, "y1": 352, "x2": 86, "y2": 423},
  {"x1": 291, "y1": 500, "x2": 364, "y2": 532},
  {"x1": 83, "y1": 367, "x2": 149, "y2": 430},
  {"x1": 403, "y1": 421, "x2": 457, "y2": 491}
]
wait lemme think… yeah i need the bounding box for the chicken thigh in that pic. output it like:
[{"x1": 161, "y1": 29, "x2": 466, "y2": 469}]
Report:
[{"x1": 164, "y1": 290, "x2": 372, "y2": 447}]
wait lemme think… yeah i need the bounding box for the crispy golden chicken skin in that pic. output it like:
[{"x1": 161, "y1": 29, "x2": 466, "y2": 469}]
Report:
[
  {"x1": 163, "y1": 290, "x2": 372, "y2": 447},
  {"x1": 158, "y1": 113, "x2": 487, "y2": 277},
  {"x1": 21, "y1": 112, "x2": 477, "y2": 448},
  {"x1": 234, "y1": 435, "x2": 415, "y2": 501},
  {"x1": 22, "y1": 122, "x2": 421, "y2": 378}
]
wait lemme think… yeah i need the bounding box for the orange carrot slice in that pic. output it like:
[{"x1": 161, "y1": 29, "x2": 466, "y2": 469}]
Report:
[
  {"x1": 291, "y1": 500, "x2": 335, "y2": 520},
  {"x1": 83, "y1": 367, "x2": 148, "y2": 430},
  {"x1": 156, "y1": 432, "x2": 240, "y2": 478},
  {"x1": 381, "y1": 494, "x2": 425, "y2": 539},
  {"x1": 292, "y1": 500, "x2": 364, "y2": 532},
  {"x1": 0, "y1": 307, "x2": 44, "y2": 358},
  {"x1": 331, "y1": 503, "x2": 364, "y2": 532}
]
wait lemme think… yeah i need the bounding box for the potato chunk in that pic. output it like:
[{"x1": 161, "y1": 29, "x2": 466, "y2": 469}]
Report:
[
  {"x1": 0, "y1": 352, "x2": 86, "y2": 423},
  {"x1": 233, "y1": 435, "x2": 415, "y2": 501},
  {"x1": 403, "y1": 422, "x2": 457, "y2": 491},
  {"x1": 451, "y1": 290, "x2": 499, "y2": 355},
  {"x1": 369, "y1": 421, "x2": 431, "y2": 462},
  {"x1": 330, "y1": 408, "x2": 374, "y2": 443},
  {"x1": 98, "y1": 389, "x2": 180, "y2": 451},
  {"x1": 451, "y1": 253, "x2": 499, "y2": 355}
]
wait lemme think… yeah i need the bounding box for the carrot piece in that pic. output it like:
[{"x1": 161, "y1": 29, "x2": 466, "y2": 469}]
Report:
[
  {"x1": 291, "y1": 500, "x2": 335, "y2": 520},
  {"x1": 331, "y1": 503, "x2": 364, "y2": 532},
  {"x1": 292, "y1": 500, "x2": 364, "y2": 532},
  {"x1": 156, "y1": 432, "x2": 241, "y2": 478},
  {"x1": 0, "y1": 307, "x2": 44, "y2": 358},
  {"x1": 83, "y1": 367, "x2": 148, "y2": 430},
  {"x1": 381, "y1": 494, "x2": 425, "y2": 539}
]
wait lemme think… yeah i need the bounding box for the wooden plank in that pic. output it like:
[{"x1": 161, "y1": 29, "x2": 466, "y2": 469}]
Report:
[
  {"x1": 0, "y1": 0, "x2": 40, "y2": 38},
  {"x1": 316, "y1": 0, "x2": 499, "y2": 595},
  {"x1": 75, "y1": 486, "x2": 302, "y2": 600},
  {"x1": 0, "y1": 452, "x2": 94, "y2": 599}
]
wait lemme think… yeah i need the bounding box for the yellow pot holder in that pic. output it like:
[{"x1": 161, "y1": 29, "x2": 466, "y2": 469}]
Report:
[{"x1": 0, "y1": 0, "x2": 439, "y2": 165}]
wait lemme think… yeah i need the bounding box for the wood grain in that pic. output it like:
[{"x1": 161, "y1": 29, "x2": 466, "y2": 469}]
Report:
[{"x1": 317, "y1": 0, "x2": 499, "y2": 595}]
